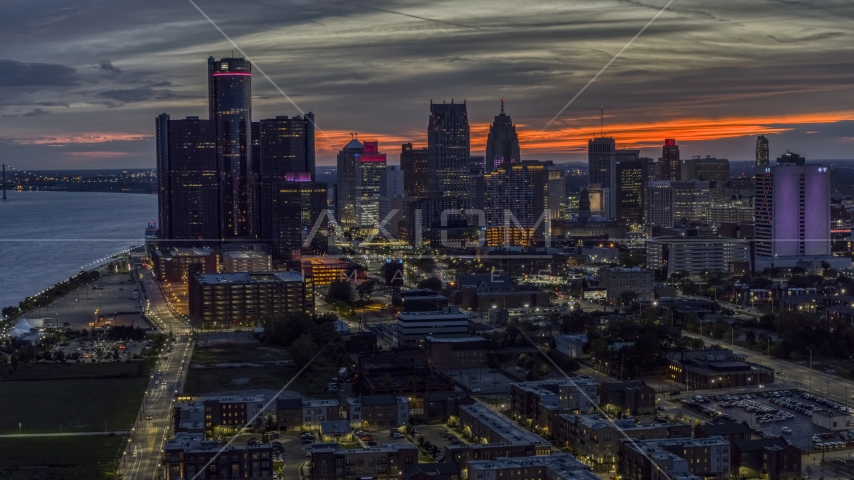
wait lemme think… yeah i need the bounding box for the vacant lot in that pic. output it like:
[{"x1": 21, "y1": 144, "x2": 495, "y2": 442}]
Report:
[
  {"x1": 0, "y1": 375, "x2": 149, "y2": 434},
  {"x1": 0, "y1": 435, "x2": 124, "y2": 480},
  {"x1": 184, "y1": 344, "x2": 340, "y2": 397},
  {"x1": 190, "y1": 344, "x2": 290, "y2": 365},
  {"x1": 0, "y1": 360, "x2": 149, "y2": 381}
]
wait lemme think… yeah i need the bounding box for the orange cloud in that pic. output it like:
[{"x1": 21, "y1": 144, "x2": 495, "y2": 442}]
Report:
[
  {"x1": 315, "y1": 130, "x2": 418, "y2": 156},
  {"x1": 318, "y1": 111, "x2": 853, "y2": 159},
  {"x1": 15, "y1": 133, "x2": 152, "y2": 146},
  {"x1": 65, "y1": 151, "x2": 132, "y2": 158},
  {"x1": 506, "y1": 111, "x2": 854, "y2": 154}
]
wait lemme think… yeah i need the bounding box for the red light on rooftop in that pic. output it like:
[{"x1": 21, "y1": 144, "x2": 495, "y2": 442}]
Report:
[{"x1": 664, "y1": 139, "x2": 676, "y2": 146}]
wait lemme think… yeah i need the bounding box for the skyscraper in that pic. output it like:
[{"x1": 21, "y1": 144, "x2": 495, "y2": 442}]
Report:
[
  {"x1": 659, "y1": 139, "x2": 680, "y2": 182},
  {"x1": 269, "y1": 177, "x2": 327, "y2": 261},
  {"x1": 400, "y1": 143, "x2": 429, "y2": 199},
  {"x1": 336, "y1": 140, "x2": 387, "y2": 229},
  {"x1": 588, "y1": 137, "x2": 616, "y2": 218},
  {"x1": 155, "y1": 115, "x2": 219, "y2": 241},
  {"x1": 646, "y1": 180, "x2": 675, "y2": 231},
  {"x1": 615, "y1": 157, "x2": 650, "y2": 226},
  {"x1": 256, "y1": 115, "x2": 316, "y2": 243},
  {"x1": 680, "y1": 156, "x2": 730, "y2": 205},
  {"x1": 777, "y1": 151, "x2": 805, "y2": 166},
  {"x1": 755, "y1": 135, "x2": 769, "y2": 167},
  {"x1": 427, "y1": 100, "x2": 470, "y2": 200},
  {"x1": 672, "y1": 180, "x2": 711, "y2": 224},
  {"x1": 484, "y1": 100, "x2": 521, "y2": 173},
  {"x1": 754, "y1": 164, "x2": 836, "y2": 269},
  {"x1": 208, "y1": 56, "x2": 253, "y2": 238}
]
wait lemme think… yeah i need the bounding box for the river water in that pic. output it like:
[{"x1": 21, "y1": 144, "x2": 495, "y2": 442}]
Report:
[{"x1": 0, "y1": 191, "x2": 156, "y2": 309}]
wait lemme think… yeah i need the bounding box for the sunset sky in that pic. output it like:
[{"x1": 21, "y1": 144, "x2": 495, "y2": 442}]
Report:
[{"x1": 1, "y1": 0, "x2": 853, "y2": 169}]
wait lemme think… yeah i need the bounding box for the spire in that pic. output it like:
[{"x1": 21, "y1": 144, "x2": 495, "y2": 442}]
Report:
[{"x1": 500, "y1": 99, "x2": 505, "y2": 115}]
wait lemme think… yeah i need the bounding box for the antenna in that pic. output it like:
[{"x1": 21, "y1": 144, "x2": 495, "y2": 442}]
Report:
[
  {"x1": 600, "y1": 106, "x2": 604, "y2": 137},
  {"x1": 2, "y1": 163, "x2": 5, "y2": 200},
  {"x1": 501, "y1": 99, "x2": 505, "y2": 115}
]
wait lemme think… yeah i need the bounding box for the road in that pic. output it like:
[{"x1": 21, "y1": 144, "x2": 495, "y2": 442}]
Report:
[
  {"x1": 118, "y1": 269, "x2": 194, "y2": 480},
  {"x1": 682, "y1": 330, "x2": 854, "y2": 403}
]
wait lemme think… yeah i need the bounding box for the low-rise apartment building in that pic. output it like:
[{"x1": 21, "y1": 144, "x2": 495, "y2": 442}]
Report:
[
  {"x1": 309, "y1": 442, "x2": 418, "y2": 480},
  {"x1": 459, "y1": 404, "x2": 551, "y2": 454},
  {"x1": 510, "y1": 377, "x2": 600, "y2": 429},
  {"x1": 173, "y1": 395, "x2": 266, "y2": 434},
  {"x1": 619, "y1": 436, "x2": 731, "y2": 480},
  {"x1": 465, "y1": 453, "x2": 600, "y2": 480},
  {"x1": 346, "y1": 395, "x2": 409, "y2": 428},
  {"x1": 552, "y1": 415, "x2": 691, "y2": 472},
  {"x1": 598, "y1": 381, "x2": 656, "y2": 415},
  {"x1": 163, "y1": 433, "x2": 273, "y2": 480},
  {"x1": 275, "y1": 397, "x2": 340, "y2": 431}
]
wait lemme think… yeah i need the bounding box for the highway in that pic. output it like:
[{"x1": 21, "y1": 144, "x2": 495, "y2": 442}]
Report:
[{"x1": 118, "y1": 269, "x2": 194, "y2": 480}]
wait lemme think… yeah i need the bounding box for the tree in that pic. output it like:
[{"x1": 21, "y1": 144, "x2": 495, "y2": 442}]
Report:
[
  {"x1": 290, "y1": 334, "x2": 318, "y2": 368},
  {"x1": 417, "y1": 277, "x2": 442, "y2": 292},
  {"x1": 325, "y1": 280, "x2": 353, "y2": 304},
  {"x1": 356, "y1": 280, "x2": 375, "y2": 300},
  {"x1": 689, "y1": 337, "x2": 705, "y2": 350},
  {"x1": 745, "y1": 330, "x2": 757, "y2": 345},
  {"x1": 619, "y1": 291, "x2": 638, "y2": 307},
  {"x1": 641, "y1": 307, "x2": 659, "y2": 323}
]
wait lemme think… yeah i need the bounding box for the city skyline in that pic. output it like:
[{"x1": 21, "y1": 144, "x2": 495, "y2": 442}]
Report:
[{"x1": 1, "y1": 0, "x2": 853, "y2": 168}]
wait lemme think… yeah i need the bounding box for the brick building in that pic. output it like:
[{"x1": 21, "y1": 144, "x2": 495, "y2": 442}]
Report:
[
  {"x1": 598, "y1": 381, "x2": 656, "y2": 415},
  {"x1": 309, "y1": 442, "x2": 417, "y2": 480},
  {"x1": 424, "y1": 336, "x2": 489, "y2": 370},
  {"x1": 346, "y1": 395, "x2": 409, "y2": 428},
  {"x1": 163, "y1": 433, "x2": 273, "y2": 480}
]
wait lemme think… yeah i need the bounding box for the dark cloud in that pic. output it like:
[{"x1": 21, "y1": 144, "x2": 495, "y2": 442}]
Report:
[
  {"x1": 97, "y1": 60, "x2": 122, "y2": 75},
  {"x1": 95, "y1": 87, "x2": 177, "y2": 103},
  {"x1": 36, "y1": 101, "x2": 70, "y2": 107},
  {"x1": 0, "y1": 60, "x2": 78, "y2": 87},
  {"x1": 1, "y1": 108, "x2": 51, "y2": 118}
]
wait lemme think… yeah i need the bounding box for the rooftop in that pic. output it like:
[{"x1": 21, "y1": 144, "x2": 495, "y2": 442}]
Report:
[{"x1": 193, "y1": 271, "x2": 304, "y2": 285}]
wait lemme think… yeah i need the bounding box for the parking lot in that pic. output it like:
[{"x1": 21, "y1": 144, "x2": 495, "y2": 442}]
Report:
[
  {"x1": 680, "y1": 390, "x2": 854, "y2": 451},
  {"x1": 412, "y1": 424, "x2": 468, "y2": 462},
  {"x1": 57, "y1": 337, "x2": 147, "y2": 362}
]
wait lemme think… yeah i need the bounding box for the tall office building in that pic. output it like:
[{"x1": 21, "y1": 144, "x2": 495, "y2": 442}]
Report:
[
  {"x1": 156, "y1": 113, "x2": 172, "y2": 239},
  {"x1": 615, "y1": 157, "x2": 650, "y2": 226},
  {"x1": 155, "y1": 114, "x2": 219, "y2": 241},
  {"x1": 269, "y1": 177, "x2": 328, "y2": 260},
  {"x1": 680, "y1": 156, "x2": 730, "y2": 205},
  {"x1": 336, "y1": 140, "x2": 387, "y2": 229},
  {"x1": 427, "y1": 100, "x2": 470, "y2": 199},
  {"x1": 208, "y1": 56, "x2": 253, "y2": 238},
  {"x1": 754, "y1": 164, "x2": 841, "y2": 269},
  {"x1": 672, "y1": 180, "x2": 711, "y2": 224},
  {"x1": 484, "y1": 100, "x2": 521, "y2": 173},
  {"x1": 777, "y1": 151, "x2": 805, "y2": 166},
  {"x1": 659, "y1": 139, "x2": 680, "y2": 181},
  {"x1": 479, "y1": 160, "x2": 563, "y2": 246},
  {"x1": 256, "y1": 115, "x2": 316, "y2": 243},
  {"x1": 646, "y1": 180, "x2": 675, "y2": 230},
  {"x1": 400, "y1": 143, "x2": 428, "y2": 199},
  {"x1": 588, "y1": 137, "x2": 616, "y2": 218},
  {"x1": 755, "y1": 135, "x2": 769, "y2": 167},
  {"x1": 382, "y1": 165, "x2": 404, "y2": 198}
]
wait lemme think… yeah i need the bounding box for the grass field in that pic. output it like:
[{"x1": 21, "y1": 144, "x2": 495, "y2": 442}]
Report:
[
  {"x1": 190, "y1": 344, "x2": 289, "y2": 365},
  {"x1": 0, "y1": 435, "x2": 124, "y2": 480},
  {"x1": 0, "y1": 360, "x2": 149, "y2": 381},
  {"x1": 0, "y1": 376, "x2": 149, "y2": 434},
  {"x1": 185, "y1": 344, "x2": 340, "y2": 397}
]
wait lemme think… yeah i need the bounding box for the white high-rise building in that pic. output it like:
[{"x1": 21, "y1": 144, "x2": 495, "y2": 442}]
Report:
[
  {"x1": 646, "y1": 180, "x2": 674, "y2": 230},
  {"x1": 754, "y1": 164, "x2": 848, "y2": 269}
]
